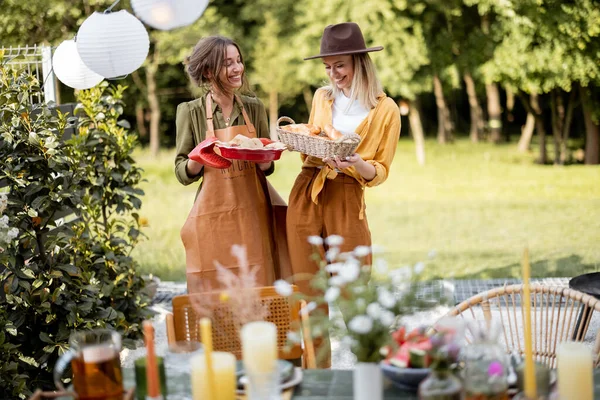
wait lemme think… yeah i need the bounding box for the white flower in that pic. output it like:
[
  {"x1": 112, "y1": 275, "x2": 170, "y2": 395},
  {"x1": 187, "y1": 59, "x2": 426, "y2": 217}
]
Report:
[
  {"x1": 308, "y1": 235, "x2": 324, "y2": 246},
  {"x1": 0, "y1": 215, "x2": 8, "y2": 227},
  {"x1": 287, "y1": 331, "x2": 301, "y2": 344},
  {"x1": 0, "y1": 194, "x2": 7, "y2": 212},
  {"x1": 325, "y1": 262, "x2": 344, "y2": 274},
  {"x1": 273, "y1": 280, "x2": 293, "y2": 297},
  {"x1": 353, "y1": 286, "x2": 366, "y2": 295},
  {"x1": 338, "y1": 259, "x2": 360, "y2": 283},
  {"x1": 353, "y1": 245, "x2": 371, "y2": 258},
  {"x1": 356, "y1": 298, "x2": 367, "y2": 312},
  {"x1": 374, "y1": 258, "x2": 389, "y2": 275},
  {"x1": 329, "y1": 275, "x2": 346, "y2": 287},
  {"x1": 390, "y1": 266, "x2": 412, "y2": 286},
  {"x1": 324, "y1": 287, "x2": 340, "y2": 303},
  {"x1": 7, "y1": 228, "x2": 18, "y2": 240},
  {"x1": 300, "y1": 301, "x2": 317, "y2": 316},
  {"x1": 379, "y1": 310, "x2": 396, "y2": 327},
  {"x1": 348, "y1": 315, "x2": 373, "y2": 335},
  {"x1": 366, "y1": 303, "x2": 382, "y2": 319},
  {"x1": 377, "y1": 288, "x2": 396, "y2": 309},
  {"x1": 325, "y1": 247, "x2": 340, "y2": 262},
  {"x1": 414, "y1": 262, "x2": 426, "y2": 275},
  {"x1": 428, "y1": 249, "x2": 437, "y2": 259},
  {"x1": 324, "y1": 235, "x2": 343, "y2": 247}
]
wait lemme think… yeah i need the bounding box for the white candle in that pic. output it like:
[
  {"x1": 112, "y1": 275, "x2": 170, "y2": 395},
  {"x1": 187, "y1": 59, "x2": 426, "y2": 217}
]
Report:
[
  {"x1": 241, "y1": 321, "x2": 278, "y2": 374},
  {"x1": 190, "y1": 351, "x2": 236, "y2": 400},
  {"x1": 557, "y1": 341, "x2": 593, "y2": 400}
]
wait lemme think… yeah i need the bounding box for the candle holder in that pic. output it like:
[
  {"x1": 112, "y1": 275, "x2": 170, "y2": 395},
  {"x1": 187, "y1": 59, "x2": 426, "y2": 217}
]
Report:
[{"x1": 244, "y1": 367, "x2": 281, "y2": 400}]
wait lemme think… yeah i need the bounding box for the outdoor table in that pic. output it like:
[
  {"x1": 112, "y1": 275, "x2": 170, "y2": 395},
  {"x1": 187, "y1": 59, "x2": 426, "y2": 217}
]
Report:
[{"x1": 122, "y1": 368, "x2": 600, "y2": 399}]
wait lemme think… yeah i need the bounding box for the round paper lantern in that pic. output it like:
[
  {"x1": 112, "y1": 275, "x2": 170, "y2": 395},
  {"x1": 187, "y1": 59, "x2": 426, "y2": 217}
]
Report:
[
  {"x1": 131, "y1": 0, "x2": 209, "y2": 31},
  {"x1": 52, "y1": 40, "x2": 104, "y2": 90},
  {"x1": 77, "y1": 10, "x2": 150, "y2": 78}
]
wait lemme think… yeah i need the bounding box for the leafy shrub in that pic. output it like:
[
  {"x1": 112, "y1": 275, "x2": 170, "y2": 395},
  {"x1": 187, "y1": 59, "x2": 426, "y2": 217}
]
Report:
[{"x1": 0, "y1": 65, "x2": 151, "y2": 397}]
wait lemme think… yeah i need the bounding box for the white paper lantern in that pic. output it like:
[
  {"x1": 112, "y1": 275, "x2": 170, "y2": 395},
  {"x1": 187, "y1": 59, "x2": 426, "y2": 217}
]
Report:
[
  {"x1": 77, "y1": 10, "x2": 150, "y2": 79},
  {"x1": 131, "y1": 0, "x2": 209, "y2": 31},
  {"x1": 52, "y1": 40, "x2": 104, "y2": 90}
]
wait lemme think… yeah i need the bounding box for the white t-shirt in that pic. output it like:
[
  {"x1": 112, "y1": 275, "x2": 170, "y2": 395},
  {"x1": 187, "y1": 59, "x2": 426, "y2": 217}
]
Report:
[{"x1": 332, "y1": 92, "x2": 370, "y2": 135}]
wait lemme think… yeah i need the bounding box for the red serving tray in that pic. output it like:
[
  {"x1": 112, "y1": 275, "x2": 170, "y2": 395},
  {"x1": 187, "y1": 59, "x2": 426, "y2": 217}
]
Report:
[{"x1": 217, "y1": 145, "x2": 285, "y2": 162}]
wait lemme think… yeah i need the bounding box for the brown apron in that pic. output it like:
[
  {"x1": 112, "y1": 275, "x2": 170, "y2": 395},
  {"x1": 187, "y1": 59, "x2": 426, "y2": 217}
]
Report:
[{"x1": 181, "y1": 94, "x2": 290, "y2": 293}]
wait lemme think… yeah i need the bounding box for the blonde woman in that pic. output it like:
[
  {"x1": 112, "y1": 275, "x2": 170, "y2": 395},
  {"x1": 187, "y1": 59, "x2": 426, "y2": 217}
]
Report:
[{"x1": 286, "y1": 22, "x2": 401, "y2": 367}]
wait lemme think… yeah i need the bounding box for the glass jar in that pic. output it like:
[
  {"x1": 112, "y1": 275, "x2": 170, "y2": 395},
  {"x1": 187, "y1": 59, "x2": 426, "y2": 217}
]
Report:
[
  {"x1": 419, "y1": 367, "x2": 463, "y2": 400},
  {"x1": 462, "y1": 321, "x2": 509, "y2": 400}
]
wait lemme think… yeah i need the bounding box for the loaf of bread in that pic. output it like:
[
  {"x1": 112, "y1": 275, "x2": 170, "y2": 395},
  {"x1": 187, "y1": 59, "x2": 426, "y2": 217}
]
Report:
[
  {"x1": 324, "y1": 124, "x2": 344, "y2": 140},
  {"x1": 229, "y1": 134, "x2": 264, "y2": 149},
  {"x1": 282, "y1": 123, "x2": 322, "y2": 136}
]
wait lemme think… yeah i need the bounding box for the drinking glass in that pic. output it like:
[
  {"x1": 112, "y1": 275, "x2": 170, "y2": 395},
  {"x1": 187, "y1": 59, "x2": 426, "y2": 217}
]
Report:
[{"x1": 54, "y1": 329, "x2": 123, "y2": 400}]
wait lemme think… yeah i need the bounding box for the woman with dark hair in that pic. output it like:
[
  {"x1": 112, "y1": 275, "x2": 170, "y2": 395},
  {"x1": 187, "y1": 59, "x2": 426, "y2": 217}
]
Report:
[{"x1": 175, "y1": 36, "x2": 286, "y2": 293}]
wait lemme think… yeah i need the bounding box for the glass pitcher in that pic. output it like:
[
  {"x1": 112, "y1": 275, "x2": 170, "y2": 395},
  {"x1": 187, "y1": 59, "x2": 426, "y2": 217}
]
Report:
[{"x1": 462, "y1": 320, "x2": 509, "y2": 400}]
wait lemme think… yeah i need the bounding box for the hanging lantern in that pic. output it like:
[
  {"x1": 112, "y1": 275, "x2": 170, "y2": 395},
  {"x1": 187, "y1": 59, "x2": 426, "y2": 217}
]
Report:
[
  {"x1": 131, "y1": 0, "x2": 209, "y2": 31},
  {"x1": 52, "y1": 40, "x2": 104, "y2": 90},
  {"x1": 76, "y1": 10, "x2": 150, "y2": 78}
]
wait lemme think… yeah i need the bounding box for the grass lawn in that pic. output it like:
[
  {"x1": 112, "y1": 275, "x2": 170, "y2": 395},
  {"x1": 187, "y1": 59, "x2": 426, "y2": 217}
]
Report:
[{"x1": 131, "y1": 139, "x2": 600, "y2": 282}]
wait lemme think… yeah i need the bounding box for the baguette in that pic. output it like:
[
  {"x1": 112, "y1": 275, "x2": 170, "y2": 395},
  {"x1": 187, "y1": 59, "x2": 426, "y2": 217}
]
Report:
[{"x1": 324, "y1": 124, "x2": 344, "y2": 140}]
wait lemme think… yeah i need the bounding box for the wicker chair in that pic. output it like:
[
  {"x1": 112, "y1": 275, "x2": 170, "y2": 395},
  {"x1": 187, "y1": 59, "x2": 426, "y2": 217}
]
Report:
[
  {"x1": 165, "y1": 285, "x2": 316, "y2": 368},
  {"x1": 442, "y1": 284, "x2": 600, "y2": 368}
]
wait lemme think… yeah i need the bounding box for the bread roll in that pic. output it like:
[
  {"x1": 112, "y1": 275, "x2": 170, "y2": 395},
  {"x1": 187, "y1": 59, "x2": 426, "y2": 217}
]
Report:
[{"x1": 324, "y1": 124, "x2": 344, "y2": 140}]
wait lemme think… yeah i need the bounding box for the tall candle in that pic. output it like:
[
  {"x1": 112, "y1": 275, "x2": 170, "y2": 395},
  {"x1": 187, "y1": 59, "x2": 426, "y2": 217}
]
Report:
[
  {"x1": 521, "y1": 248, "x2": 537, "y2": 399},
  {"x1": 241, "y1": 321, "x2": 277, "y2": 374},
  {"x1": 557, "y1": 342, "x2": 593, "y2": 400},
  {"x1": 143, "y1": 320, "x2": 161, "y2": 398},
  {"x1": 199, "y1": 318, "x2": 216, "y2": 399},
  {"x1": 191, "y1": 351, "x2": 236, "y2": 400}
]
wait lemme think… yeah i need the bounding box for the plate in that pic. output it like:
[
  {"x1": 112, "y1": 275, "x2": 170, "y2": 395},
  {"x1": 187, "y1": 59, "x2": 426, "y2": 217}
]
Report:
[
  {"x1": 380, "y1": 362, "x2": 429, "y2": 392},
  {"x1": 236, "y1": 367, "x2": 303, "y2": 395},
  {"x1": 217, "y1": 145, "x2": 286, "y2": 162}
]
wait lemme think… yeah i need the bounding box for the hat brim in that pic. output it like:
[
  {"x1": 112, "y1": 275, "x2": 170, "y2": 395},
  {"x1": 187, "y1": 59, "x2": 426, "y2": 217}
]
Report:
[{"x1": 303, "y1": 46, "x2": 384, "y2": 60}]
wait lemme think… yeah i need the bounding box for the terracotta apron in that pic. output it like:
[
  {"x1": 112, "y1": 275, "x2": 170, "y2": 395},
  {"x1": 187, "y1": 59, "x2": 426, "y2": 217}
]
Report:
[{"x1": 181, "y1": 94, "x2": 289, "y2": 293}]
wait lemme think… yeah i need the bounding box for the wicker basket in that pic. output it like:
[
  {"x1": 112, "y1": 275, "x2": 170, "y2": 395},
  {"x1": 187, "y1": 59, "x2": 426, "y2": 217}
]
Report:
[{"x1": 276, "y1": 117, "x2": 361, "y2": 159}]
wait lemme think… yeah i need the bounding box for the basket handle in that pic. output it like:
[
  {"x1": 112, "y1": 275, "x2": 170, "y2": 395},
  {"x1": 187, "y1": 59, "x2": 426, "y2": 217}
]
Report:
[{"x1": 277, "y1": 116, "x2": 296, "y2": 127}]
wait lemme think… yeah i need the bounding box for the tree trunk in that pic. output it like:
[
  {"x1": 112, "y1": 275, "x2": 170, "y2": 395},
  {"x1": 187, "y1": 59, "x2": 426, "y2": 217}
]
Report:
[
  {"x1": 530, "y1": 94, "x2": 547, "y2": 164},
  {"x1": 135, "y1": 103, "x2": 148, "y2": 138},
  {"x1": 146, "y1": 62, "x2": 161, "y2": 156},
  {"x1": 550, "y1": 89, "x2": 564, "y2": 165},
  {"x1": 581, "y1": 86, "x2": 600, "y2": 164},
  {"x1": 407, "y1": 98, "x2": 425, "y2": 165},
  {"x1": 486, "y1": 83, "x2": 502, "y2": 143},
  {"x1": 560, "y1": 89, "x2": 577, "y2": 164},
  {"x1": 506, "y1": 86, "x2": 515, "y2": 123},
  {"x1": 433, "y1": 74, "x2": 452, "y2": 144},
  {"x1": 517, "y1": 112, "x2": 535, "y2": 153},
  {"x1": 464, "y1": 72, "x2": 484, "y2": 143},
  {"x1": 302, "y1": 87, "x2": 313, "y2": 113},
  {"x1": 269, "y1": 90, "x2": 278, "y2": 139},
  {"x1": 505, "y1": 86, "x2": 515, "y2": 142}
]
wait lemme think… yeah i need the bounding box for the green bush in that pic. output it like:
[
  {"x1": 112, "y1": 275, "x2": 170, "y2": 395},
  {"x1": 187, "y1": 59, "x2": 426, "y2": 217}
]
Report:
[{"x1": 0, "y1": 65, "x2": 151, "y2": 397}]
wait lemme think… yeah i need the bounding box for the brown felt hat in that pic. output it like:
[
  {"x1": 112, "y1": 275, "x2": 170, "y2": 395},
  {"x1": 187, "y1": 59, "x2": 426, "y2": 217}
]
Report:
[{"x1": 304, "y1": 22, "x2": 383, "y2": 60}]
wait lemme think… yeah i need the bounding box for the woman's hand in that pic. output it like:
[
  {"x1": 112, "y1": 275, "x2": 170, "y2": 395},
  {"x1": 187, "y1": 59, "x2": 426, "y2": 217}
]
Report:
[
  {"x1": 186, "y1": 159, "x2": 203, "y2": 177},
  {"x1": 323, "y1": 153, "x2": 376, "y2": 181},
  {"x1": 258, "y1": 161, "x2": 273, "y2": 171}
]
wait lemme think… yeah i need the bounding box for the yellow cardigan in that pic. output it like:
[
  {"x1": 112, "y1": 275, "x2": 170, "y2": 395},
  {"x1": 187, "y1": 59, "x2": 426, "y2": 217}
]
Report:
[{"x1": 302, "y1": 88, "x2": 401, "y2": 217}]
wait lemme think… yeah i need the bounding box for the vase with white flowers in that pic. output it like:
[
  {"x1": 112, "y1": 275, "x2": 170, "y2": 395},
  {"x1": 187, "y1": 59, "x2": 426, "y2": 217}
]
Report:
[{"x1": 275, "y1": 235, "x2": 444, "y2": 400}]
